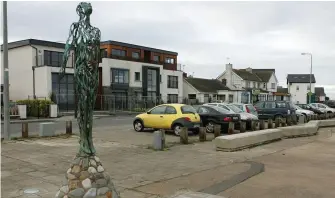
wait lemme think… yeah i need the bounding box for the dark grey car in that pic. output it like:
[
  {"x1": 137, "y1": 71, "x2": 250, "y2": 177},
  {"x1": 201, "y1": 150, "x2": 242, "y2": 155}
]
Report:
[{"x1": 254, "y1": 101, "x2": 296, "y2": 120}]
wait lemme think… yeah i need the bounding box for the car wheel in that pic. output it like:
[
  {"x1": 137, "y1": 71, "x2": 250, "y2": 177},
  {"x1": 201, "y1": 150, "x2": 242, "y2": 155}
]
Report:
[
  {"x1": 205, "y1": 122, "x2": 215, "y2": 133},
  {"x1": 133, "y1": 120, "x2": 144, "y2": 132},
  {"x1": 173, "y1": 124, "x2": 183, "y2": 136},
  {"x1": 274, "y1": 115, "x2": 283, "y2": 120}
]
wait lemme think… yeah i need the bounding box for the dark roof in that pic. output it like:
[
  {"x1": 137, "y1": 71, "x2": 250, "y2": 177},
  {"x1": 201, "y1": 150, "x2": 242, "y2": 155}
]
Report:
[
  {"x1": 253, "y1": 69, "x2": 275, "y2": 82},
  {"x1": 233, "y1": 69, "x2": 262, "y2": 82},
  {"x1": 101, "y1": 40, "x2": 178, "y2": 56},
  {"x1": 315, "y1": 87, "x2": 326, "y2": 96},
  {"x1": 185, "y1": 77, "x2": 230, "y2": 92},
  {"x1": 287, "y1": 74, "x2": 316, "y2": 83},
  {"x1": 1, "y1": 39, "x2": 65, "y2": 51}
]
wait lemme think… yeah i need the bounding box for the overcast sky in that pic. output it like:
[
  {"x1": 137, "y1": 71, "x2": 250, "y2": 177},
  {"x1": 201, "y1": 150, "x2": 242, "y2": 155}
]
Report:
[{"x1": 4, "y1": 1, "x2": 335, "y2": 98}]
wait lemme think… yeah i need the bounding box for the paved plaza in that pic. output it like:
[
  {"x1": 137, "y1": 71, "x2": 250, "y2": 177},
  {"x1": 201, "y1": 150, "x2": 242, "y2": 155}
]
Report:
[{"x1": 1, "y1": 120, "x2": 335, "y2": 198}]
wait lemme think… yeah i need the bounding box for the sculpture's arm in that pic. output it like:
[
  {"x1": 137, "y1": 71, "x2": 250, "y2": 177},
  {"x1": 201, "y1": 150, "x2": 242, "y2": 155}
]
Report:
[{"x1": 60, "y1": 23, "x2": 77, "y2": 79}]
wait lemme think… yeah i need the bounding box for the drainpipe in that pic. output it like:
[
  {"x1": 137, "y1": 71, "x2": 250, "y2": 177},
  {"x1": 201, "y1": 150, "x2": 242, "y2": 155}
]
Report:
[{"x1": 30, "y1": 45, "x2": 38, "y2": 99}]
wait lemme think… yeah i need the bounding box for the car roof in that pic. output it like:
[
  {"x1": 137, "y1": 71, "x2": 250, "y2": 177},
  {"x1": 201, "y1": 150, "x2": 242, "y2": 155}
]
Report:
[{"x1": 158, "y1": 103, "x2": 189, "y2": 107}]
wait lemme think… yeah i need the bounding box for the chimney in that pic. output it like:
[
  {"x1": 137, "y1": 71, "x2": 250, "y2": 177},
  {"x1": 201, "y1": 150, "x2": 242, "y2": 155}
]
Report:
[
  {"x1": 221, "y1": 79, "x2": 227, "y2": 86},
  {"x1": 225, "y1": 63, "x2": 233, "y2": 88},
  {"x1": 246, "y1": 67, "x2": 252, "y2": 73}
]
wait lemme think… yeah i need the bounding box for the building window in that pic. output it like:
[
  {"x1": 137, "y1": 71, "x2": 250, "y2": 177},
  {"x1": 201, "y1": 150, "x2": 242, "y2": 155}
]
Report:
[
  {"x1": 153, "y1": 55, "x2": 160, "y2": 62},
  {"x1": 258, "y1": 83, "x2": 261, "y2": 88},
  {"x1": 229, "y1": 94, "x2": 234, "y2": 103},
  {"x1": 296, "y1": 86, "x2": 299, "y2": 91},
  {"x1": 271, "y1": 83, "x2": 275, "y2": 89},
  {"x1": 135, "y1": 72, "x2": 140, "y2": 81},
  {"x1": 147, "y1": 69, "x2": 157, "y2": 100},
  {"x1": 253, "y1": 82, "x2": 256, "y2": 88},
  {"x1": 132, "y1": 52, "x2": 140, "y2": 59},
  {"x1": 44, "y1": 51, "x2": 63, "y2": 67},
  {"x1": 168, "y1": 75, "x2": 178, "y2": 89},
  {"x1": 246, "y1": 81, "x2": 250, "y2": 88},
  {"x1": 188, "y1": 94, "x2": 196, "y2": 99},
  {"x1": 111, "y1": 49, "x2": 126, "y2": 57},
  {"x1": 168, "y1": 94, "x2": 178, "y2": 103},
  {"x1": 263, "y1": 83, "x2": 266, "y2": 89},
  {"x1": 165, "y1": 57, "x2": 175, "y2": 64},
  {"x1": 111, "y1": 69, "x2": 129, "y2": 84},
  {"x1": 307, "y1": 85, "x2": 310, "y2": 91}
]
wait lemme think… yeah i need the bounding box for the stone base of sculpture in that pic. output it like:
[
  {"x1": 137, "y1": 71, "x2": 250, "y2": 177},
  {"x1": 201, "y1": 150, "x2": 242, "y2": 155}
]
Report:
[{"x1": 55, "y1": 155, "x2": 119, "y2": 198}]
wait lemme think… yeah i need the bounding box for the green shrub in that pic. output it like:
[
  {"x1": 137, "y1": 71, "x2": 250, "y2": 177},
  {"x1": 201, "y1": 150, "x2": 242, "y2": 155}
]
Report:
[{"x1": 16, "y1": 99, "x2": 54, "y2": 117}]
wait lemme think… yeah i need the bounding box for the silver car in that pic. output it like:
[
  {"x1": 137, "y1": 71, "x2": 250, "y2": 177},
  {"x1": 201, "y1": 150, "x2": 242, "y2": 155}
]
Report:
[
  {"x1": 204, "y1": 103, "x2": 259, "y2": 123},
  {"x1": 310, "y1": 103, "x2": 335, "y2": 113},
  {"x1": 232, "y1": 103, "x2": 259, "y2": 117}
]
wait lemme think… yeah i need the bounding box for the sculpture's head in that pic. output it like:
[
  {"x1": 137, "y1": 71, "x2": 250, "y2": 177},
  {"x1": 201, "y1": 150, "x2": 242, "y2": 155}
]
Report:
[{"x1": 76, "y1": 2, "x2": 92, "y2": 18}]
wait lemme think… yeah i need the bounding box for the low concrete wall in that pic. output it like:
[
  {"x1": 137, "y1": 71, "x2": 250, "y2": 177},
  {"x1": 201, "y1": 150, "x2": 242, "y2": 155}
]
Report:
[
  {"x1": 318, "y1": 119, "x2": 335, "y2": 128},
  {"x1": 214, "y1": 119, "x2": 335, "y2": 152},
  {"x1": 214, "y1": 129, "x2": 282, "y2": 152}
]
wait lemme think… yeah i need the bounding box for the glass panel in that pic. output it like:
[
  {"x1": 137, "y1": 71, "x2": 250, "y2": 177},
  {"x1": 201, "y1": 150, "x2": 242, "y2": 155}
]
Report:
[
  {"x1": 181, "y1": 105, "x2": 197, "y2": 114},
  {"x1": 165, "y1": 106, "x2": 177, "y2": 114},
  {"x1": 265, "y1": 102, "x2": 276, "y2": 108},
  {"x1": 124, "y1": 70, "x2": 129, "y2": 83},
  {"x1": 150, "y1": 106, "x2": 166, "y2": 114},
  {"x1": 67, "y1": 74, "x2": 74, "y2": 84}
]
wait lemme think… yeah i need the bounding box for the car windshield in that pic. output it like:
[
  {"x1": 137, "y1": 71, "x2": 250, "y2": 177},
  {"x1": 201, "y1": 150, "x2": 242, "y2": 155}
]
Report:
[
  {"x1": 181, "y1": 105, "x2": 197, "y2": 114},
  {"x1": 295, "y1": 105, "x2": 303, "y2": 110},
  {"x1": 319, "y1": 104, "x2": 329, "y2": 108},
  {"x1": 227, "y1": 104, "x2": 243, "y2": 113},
  {"x1": 232, "y1": 104, "x2": 244, "y2": 111},
  {"x1": 211, "y1": 106, "x2": 231, "y2": 114}
]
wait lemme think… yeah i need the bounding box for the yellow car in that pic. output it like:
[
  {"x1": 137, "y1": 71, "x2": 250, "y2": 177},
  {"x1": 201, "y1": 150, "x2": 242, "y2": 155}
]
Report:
[{"x1": 133, "y1": 104, "x2": 202, "y2": 136}]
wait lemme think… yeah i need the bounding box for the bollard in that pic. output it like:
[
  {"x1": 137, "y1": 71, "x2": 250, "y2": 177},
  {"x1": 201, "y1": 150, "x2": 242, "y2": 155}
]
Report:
[
  {"x1": 66, "y1": 121, "x2": 72, "y2": 135},
  {"x1": 228, "y1": 122, "x2": 235, "y2": 134},
  {"x1": 259, "y1": 120, "x2": 265, "y2": 130},
  {"x1": 180, "y1": 127, "x2": 188, "y2": 144},
  {"x1": 316, "y1": 114, "x2": 320, "y2": 120},
  {"x1": 281, "y1": 118, "x2": 287, "y2": 127},
  {"x1": 268, "y1": 119, "x2": 273, "y2": 129},
  {"x1": 239, "y1": 121, "x2": 246, "y2": 133},
  {"x1": 199, "y1": 127, "x2": 206, "y2": 142},
  {"x1": 214, "y1": 125, "x2": 221, "y2": 137},
  {"x1": 153, "y1": 130, "x2": 165, "y2": 150},
  {"x1": 22, "y1": 123, "x2": 28, "y2": 138},
  {"x1": 286, "y1": 116, "x2": 292, "y2": 126},
  {"x1": 251, "y1": 121, "x2": 257, "y2": 131},
  {"x1": 292, "y1": 115, "x2": 297, "y2": 125},
  {"x1": 298, "y1": 115, "x2": 305, "y2": 124},
  {"x1": 275, "y1": 117, "x2": 280, "y2": 128}
]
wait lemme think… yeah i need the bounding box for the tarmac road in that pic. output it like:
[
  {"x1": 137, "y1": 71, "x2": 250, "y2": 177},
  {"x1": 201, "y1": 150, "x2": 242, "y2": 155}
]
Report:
[{"x1": 0, "y1": 116, "x2": 135, "y2": 137}]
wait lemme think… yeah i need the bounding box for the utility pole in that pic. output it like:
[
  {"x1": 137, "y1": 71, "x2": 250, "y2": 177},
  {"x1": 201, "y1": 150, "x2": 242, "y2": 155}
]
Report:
[{"x1": 2, "y1": 1, "x2": 10, "y2": 140}]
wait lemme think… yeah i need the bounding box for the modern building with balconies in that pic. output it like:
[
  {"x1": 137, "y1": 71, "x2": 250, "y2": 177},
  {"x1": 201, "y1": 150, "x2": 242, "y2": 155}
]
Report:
[{"x1": 1, "y1": 39, "x2": 183, "y2": 111}]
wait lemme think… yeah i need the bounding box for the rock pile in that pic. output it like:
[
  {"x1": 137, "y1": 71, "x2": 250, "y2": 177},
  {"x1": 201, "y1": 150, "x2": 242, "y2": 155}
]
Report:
[{"x1": 56, "y1": 155, "x2": 119, "y2": 198}]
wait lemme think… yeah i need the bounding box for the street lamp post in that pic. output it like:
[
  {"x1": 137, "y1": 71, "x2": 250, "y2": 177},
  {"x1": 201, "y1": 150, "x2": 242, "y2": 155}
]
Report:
[{"x1": 301, "y1": 52, "x2": 313, "y2": 104}]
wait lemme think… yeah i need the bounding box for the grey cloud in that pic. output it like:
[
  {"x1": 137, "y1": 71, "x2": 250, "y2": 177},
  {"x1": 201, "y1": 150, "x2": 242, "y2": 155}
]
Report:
[{"x1": 5, "y1": 1, "x2": 335, "y2": 98}]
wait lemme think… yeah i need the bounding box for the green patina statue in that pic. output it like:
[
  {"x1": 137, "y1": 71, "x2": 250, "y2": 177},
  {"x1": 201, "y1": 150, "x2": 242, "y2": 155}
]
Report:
[{"x1": 60, "y1": 2, "x2": 101, "y2": 156}]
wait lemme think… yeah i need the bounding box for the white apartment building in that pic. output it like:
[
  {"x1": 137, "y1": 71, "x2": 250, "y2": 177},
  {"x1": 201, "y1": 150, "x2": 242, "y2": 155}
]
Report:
[
  {"x1": 287, "y1": 74, "x2": 316, "y2": 104},
  {"x1": 217, "y1": 63, "x2": 279, "y2": 103},
  {"x1": 1, "y1": 39, "x2": 75, "y2": 110}
]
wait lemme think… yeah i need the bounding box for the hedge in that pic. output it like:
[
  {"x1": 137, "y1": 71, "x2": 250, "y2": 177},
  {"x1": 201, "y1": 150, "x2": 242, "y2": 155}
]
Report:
[{"x1": 16, "y1": 99, "x2": 54, "y2": 117}]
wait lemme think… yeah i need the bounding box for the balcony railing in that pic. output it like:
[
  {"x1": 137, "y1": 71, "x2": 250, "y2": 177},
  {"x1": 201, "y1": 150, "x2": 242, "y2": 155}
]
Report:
[
  {"x1": 34, "y1": 54, "x2": 74, "y2": 68},
  {"x1": 108, "y1": 54, "x2": 180, "y2": 71}
]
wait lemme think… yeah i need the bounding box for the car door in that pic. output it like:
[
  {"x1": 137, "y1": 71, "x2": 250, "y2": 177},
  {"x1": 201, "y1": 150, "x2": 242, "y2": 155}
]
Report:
[
  {"x1": 162, "y1": 106, "x2": 178, "y2": 129},
  {"x1": 254, "y1": 102, "x2": 265, "y2": 118},
  {"x1": 146, "y1": 105, "x2": 167, "y2": 128}
]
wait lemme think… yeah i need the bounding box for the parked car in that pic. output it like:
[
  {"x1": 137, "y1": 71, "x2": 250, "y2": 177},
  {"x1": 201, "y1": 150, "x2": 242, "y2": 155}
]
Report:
[
  {"x1": 294, "y1": 104, "x2": 314, "y2": 122},
  {"x1": 309, "y1": 103, "x2": 335, "y2": 113},
  {"x1": 203, "y1": 103, "x2": 258, "y2": 129},
  {"x1": 231, "y1": 103, "x2": 258, "y2": 117},
  {"x1": 296, "y1": 104, "x2": 324, "y2": 115},
  {"x1": 193, "y1": 105, "x2": 241, "y2": 133},
  {"x1": 324, "y1": 100, "x2": 335, "y2": 108},
  {"x1": 254, "y1": 101, "x2": 296, "y2": 120},
  {"x1": 133, "y1": 104, "x2": 201, "y2": 136}
]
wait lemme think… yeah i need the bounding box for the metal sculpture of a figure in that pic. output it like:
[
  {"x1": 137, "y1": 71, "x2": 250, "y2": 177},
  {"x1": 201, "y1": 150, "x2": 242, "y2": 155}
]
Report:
[{"x1": 60, "y1": 2, "x2": 101, "y2": 156}]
